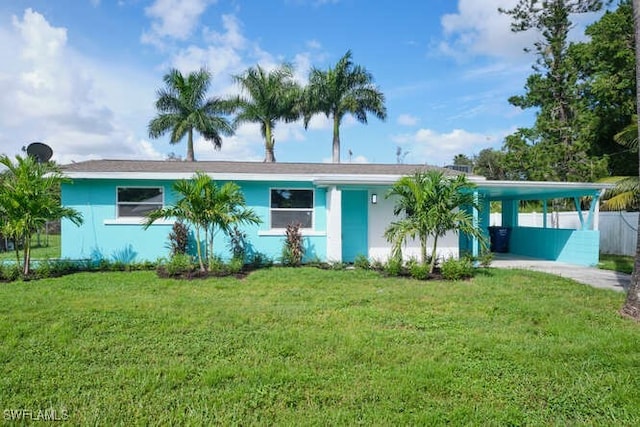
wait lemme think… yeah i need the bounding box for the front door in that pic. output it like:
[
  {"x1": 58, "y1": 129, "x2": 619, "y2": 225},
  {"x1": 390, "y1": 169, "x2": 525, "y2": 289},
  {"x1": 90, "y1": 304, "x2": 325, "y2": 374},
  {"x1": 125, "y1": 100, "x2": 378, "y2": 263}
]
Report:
[{"x1": 341, "y1": 190, "x2": 368, "y2": 263}]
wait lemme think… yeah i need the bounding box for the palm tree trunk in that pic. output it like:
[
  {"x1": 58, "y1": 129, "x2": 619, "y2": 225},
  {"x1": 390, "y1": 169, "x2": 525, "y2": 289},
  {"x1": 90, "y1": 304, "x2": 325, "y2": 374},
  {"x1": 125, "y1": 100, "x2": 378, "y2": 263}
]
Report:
[
  {"x1": 430, "y1": 235, "x2": 439, "y2": 274},
  {"x1": 332, "y1": 116, "x2": 340, "y2": 163},
  {"x1": 621, "y1": 0, "x2": 640, "y2": 320},
  {"x1": 264, "y1": 124, "x2": 276, "y2": 163},
  {"x1": 23, "y1": 237, "x2": 31, "y2": 276},
  {"x1": 420, "y1": 235, "x2": 428, "y2": 266},
  {"x1": 195, "y1": 227, "x2": 205, "y2": 272},
  {"x1": 187, "y1": 128, "x2": 195, "y2": 162}
]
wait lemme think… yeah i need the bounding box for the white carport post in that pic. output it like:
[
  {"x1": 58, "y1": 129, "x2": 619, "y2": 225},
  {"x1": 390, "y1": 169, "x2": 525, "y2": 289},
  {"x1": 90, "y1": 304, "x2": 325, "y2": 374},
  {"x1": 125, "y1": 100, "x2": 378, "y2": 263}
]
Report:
[{"x1": 326, "y1": 186, "x2": 342, "y2": 262}]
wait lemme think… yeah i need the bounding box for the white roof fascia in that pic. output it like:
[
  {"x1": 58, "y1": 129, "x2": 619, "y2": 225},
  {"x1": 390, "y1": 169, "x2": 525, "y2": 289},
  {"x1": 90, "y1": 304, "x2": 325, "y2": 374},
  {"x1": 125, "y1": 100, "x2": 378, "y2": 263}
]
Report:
[
  {"x1": 64, "y1": 172, "x2": 316, "y2": 182},
  {"x1": 64, "y1": 171, "x2": 410, "y2": 185},
  {"x1": 476, "y1": 180, "x2": 613, "y2": 191}
]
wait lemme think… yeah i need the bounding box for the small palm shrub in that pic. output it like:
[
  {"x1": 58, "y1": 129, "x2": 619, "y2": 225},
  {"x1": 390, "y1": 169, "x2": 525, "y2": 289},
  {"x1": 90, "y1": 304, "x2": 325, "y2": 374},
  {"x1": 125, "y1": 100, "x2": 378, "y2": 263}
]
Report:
[{"x1": 441, "y1": 256, "x2": 474, "y2": 281}]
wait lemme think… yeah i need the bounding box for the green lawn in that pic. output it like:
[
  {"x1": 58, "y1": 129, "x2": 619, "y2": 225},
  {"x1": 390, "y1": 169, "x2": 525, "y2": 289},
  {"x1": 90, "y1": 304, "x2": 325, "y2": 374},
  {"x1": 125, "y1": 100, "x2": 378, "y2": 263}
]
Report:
[
  {"x1": 599, "y1": 253, "x2": 634, "y2": 274},
  {"x1": 0, "y1": 234, "x2": 60, "y2": 261},
  {"x1": 1, "y1": 268, "x2": 639, "y2": 425}
]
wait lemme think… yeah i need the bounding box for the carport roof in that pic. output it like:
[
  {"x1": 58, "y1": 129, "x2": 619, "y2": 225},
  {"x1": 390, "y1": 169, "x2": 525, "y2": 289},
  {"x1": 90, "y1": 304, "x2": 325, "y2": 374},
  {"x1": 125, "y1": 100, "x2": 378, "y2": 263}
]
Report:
[{"x1": 475, "y1": 180, "x2": 612, "y2": 201}]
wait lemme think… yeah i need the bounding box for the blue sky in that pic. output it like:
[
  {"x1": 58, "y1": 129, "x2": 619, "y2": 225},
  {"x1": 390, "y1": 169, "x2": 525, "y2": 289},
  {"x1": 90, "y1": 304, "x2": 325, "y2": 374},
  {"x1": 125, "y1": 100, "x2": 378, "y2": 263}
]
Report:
[{"x1": 0, "y1": 0, "x2": 604, "y2": 166}]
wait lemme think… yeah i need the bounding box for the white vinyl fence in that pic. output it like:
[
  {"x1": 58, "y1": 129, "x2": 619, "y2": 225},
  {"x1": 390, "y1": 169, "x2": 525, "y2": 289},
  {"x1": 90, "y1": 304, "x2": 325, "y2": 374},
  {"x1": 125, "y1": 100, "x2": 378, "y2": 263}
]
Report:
[
  {"x1": 599, "y1": 212, "x2": 638, "y2": 256},
  {"x1": 489, "y1": 211, "x2": 638, "y2": 256}
]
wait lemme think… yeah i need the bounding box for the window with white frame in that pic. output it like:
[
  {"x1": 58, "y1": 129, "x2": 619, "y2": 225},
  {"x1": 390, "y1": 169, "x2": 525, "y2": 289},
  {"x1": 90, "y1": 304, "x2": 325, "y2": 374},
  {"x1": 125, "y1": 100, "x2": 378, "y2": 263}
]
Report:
[
  {"x1": 117, "y1": 187, "x2": 163, "y2": 217},
  {"x1": 270, "y1": 189, "x2": 313, "y2": 229}
]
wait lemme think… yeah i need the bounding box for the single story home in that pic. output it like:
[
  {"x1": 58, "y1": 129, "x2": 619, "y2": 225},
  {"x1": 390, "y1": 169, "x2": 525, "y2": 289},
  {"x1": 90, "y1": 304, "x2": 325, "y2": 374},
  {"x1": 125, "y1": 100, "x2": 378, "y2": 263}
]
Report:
[{"x1": 60, "y1": 160, "x2": 609, "y2": 266}]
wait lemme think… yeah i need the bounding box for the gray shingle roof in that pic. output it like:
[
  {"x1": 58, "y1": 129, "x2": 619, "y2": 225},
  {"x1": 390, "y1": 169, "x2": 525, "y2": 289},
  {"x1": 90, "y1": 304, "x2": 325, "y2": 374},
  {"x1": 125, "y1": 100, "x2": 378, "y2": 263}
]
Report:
[{"x1": 61, "y1": 159, "x2": 465, "y2": 176}]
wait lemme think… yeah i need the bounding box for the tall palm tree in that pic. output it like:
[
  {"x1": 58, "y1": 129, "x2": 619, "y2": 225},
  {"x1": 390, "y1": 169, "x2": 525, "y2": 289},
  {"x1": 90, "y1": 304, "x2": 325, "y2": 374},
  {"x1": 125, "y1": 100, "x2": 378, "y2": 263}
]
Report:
[
  {"x1": 232, "y1": 64, "x2": 302, "y2": 162},
  {"x1": 0, "y1": 155, "x2": 83, "y2": 275},
  {"x1": 144, "y1": 172, "x2": 261, "y2": 272},
  {"x1": 622, "y1": 0, "x2": 640, "y2": 319},
  {"x1": 304, "y1": 50, "x2": 387, "y2": 163},
  {"x1": 148, "y1": 68, "x2": 235, "y2": 162},
  {"x1": 384, "y1": 171, "x2": 486, "y2": 274}
]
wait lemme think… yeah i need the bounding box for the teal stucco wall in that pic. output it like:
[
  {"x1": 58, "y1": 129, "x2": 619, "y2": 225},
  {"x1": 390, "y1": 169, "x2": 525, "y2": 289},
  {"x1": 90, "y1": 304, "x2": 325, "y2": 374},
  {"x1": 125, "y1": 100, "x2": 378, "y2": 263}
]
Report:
[
  {"x1": 509, "y1": 227, "x2": 599, "y2": 266},
  {"x1": 61, "y1": 179, "x2": 327, "y2": 263}
]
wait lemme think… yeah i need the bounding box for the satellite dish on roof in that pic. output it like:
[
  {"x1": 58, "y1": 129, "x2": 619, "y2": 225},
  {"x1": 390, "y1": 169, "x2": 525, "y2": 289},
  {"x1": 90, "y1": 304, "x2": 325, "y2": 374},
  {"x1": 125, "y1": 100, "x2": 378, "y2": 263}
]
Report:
[{"x1": 26, "y1": 142, "x2": 53, "y2": 163}]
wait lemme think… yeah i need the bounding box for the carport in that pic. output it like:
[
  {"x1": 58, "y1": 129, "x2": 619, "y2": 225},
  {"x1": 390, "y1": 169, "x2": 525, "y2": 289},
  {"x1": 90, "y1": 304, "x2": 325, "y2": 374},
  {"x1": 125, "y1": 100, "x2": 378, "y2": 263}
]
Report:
[{"x1": 460, "y1": 181, "x2": 612, "y2": 267}]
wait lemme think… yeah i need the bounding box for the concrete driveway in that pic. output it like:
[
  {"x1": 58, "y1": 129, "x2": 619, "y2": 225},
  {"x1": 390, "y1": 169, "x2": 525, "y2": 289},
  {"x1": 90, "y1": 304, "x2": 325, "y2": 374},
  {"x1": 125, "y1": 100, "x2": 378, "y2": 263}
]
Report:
[{"x1": 491, "y1": 254, "x2": 631, "y2": 292}]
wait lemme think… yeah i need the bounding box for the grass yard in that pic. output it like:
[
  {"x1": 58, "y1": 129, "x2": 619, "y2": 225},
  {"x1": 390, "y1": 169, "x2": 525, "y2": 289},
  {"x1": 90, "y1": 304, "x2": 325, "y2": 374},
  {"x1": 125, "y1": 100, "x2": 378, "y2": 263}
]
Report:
[
  {"x1": 599, "y1": 254, "x2": 634, "y2": 274},
  {"x1": 1, "y1": 268, "x2": 640, "y2": 425},
  {"x1": 0, "y1": 234, "x2": 61, "y2": 261}
]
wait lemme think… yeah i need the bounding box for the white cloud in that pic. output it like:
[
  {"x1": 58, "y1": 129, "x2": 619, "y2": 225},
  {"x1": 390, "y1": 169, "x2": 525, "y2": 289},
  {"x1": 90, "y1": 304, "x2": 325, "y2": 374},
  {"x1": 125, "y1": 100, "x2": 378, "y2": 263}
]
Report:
[
  {"x1": 440, "y1": 0, "x2": 605, "y2": 62},
  {"x1": 439, "y1": 0, "x2": 533, "y2": 60},
  {"x1": 305, "y1": 114, "x2": 331, "y2": 131},
  {"x1": 0, "y1": 9, "x2": 163, "y2": 164},
  {"x1": 392, "y1": 128, "x2": 505, "y2": 166},
  {"x1": 397, "y1": 114, "x2": 418, "y2": 126},
  {"x1": 142, "y1": 0, "x2": 214, "y2": 46},
  {"x1": 191, "y1": 123, "x2": 263, "y2": 161},
  {"x1": 204, "y1": 14, "x2": 245, "y2": 50}
]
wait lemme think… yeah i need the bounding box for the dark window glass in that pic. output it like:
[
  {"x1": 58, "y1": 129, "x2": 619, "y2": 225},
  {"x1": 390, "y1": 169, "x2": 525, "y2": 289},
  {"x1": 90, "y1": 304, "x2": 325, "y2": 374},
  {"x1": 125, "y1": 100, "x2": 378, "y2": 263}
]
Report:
[
  {"x1": 117, "y1": 187, "x2": 163, "y2": 217},
  {"x1": 270, "y1": 189, "x2": 313, "y2": 229},
  {"x1": 271, "y1": 189, "x2": 313, "y2": 209},
  {"x1": 271, "y1": 211, "x2": 313, "y2": 229}
]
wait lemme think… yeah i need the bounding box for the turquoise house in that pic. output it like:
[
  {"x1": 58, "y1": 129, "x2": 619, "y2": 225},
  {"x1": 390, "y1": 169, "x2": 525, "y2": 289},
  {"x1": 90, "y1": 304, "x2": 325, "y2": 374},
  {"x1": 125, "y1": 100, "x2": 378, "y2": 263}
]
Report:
[{"x1": 61, "y1": 160, "x2": 609, "y2": 266}]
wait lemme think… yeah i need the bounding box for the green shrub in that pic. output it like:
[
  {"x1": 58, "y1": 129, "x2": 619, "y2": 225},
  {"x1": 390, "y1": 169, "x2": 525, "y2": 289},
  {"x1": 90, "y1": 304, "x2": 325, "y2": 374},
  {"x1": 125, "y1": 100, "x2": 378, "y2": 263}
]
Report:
[
  {"x1": 478, "y1": 251, "x2": 494, "y2": 268},
  {"x1": 0, "y1": 262, "x2": 21, "y2": 281},
  {"x1": 165, "y1": 254, "x2": 194, "y2": 276},
  {"x1": 409, "y1": 262, "x2": 430, "y2": 280},
  {"x1": 208, "y1": 255, "x2": 226, "y2": 274},
  {"x1": 384, "y1": 257, "x2": 403, "y2": 277},
  {"x1": 441, "y1": 256, "x2": 474, "y2": 281},
  {"x1": 353, "y1": 254, "x2": 370, "y2": 270},
  {"x1": 227, "y1": 257, "x2": 244, "y2": 274},
  {"x1": 249, "y1": 252, "x2": 272, "y2": 269}
]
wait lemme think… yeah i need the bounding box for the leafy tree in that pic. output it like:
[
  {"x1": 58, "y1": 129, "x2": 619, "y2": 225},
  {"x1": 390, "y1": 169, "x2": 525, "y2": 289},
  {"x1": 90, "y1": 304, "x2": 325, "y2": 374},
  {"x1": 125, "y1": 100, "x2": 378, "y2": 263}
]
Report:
[
  {"x1": 570, "y1": 0, "x2": 637, "y2": 177},
  {"x1": 304, "y1": 50, "x2": 387, "y2": 163},
  {"x1": 0, "y1": 155, "x2": 83, "y2": 275},
  {"x1": 500, "y1": 0, "x2": 607, "y2": 181},
  {"x1": 148, "y1": 68, "x2": 235, "y2": 162},
  {"x1": 144, "y1": 172, "x2": 261, "y2": 271},
  {"x1": 621, "y1": 0, "x2": 640, "y2": 320},
  {"x1": 232, "y1": 64, "x2": 302, "y2": 163},
  {"x1": 473, "y1": 148, "x2": 507, "y2": 180},
  {"x1": 384, "y1": 171, "x2": 486, "y2": 274}
]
